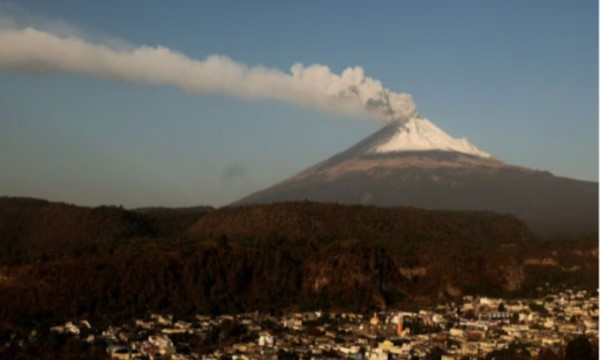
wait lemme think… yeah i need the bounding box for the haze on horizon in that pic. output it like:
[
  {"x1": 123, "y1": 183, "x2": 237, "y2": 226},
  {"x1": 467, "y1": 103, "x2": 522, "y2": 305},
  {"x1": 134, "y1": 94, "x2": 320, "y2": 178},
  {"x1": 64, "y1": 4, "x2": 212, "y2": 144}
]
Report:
[{"x1": 0, "y1": 1, "x2": 597, "y2": 207}]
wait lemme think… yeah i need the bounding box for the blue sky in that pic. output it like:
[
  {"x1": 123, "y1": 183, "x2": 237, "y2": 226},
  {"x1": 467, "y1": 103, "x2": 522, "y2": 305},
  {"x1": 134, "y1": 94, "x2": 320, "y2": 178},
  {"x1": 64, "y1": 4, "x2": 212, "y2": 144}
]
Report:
[{"x1": 0, "y1": 1, "x2": 597, "y2": 207}]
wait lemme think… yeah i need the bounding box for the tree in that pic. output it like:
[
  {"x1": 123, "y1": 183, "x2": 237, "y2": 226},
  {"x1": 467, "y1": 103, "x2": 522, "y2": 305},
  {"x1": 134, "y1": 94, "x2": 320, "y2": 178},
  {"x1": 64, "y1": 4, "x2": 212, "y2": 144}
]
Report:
[
  {"x1": 565, "y1": 336, "x2": 595, "y2": 360},
  {"x1": 538, "y1": 348, "x2": 563, "y2": 360},
  {"x1": 425, "y1": 346, "x2": 445, "y2": 360}
]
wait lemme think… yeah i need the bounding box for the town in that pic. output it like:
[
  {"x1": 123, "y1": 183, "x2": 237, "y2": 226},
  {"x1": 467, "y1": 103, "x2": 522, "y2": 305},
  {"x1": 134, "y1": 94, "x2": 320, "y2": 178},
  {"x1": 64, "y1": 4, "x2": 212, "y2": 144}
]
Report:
[{"x1": 4, "y1": 288, "x2": 598, "y2": 359}]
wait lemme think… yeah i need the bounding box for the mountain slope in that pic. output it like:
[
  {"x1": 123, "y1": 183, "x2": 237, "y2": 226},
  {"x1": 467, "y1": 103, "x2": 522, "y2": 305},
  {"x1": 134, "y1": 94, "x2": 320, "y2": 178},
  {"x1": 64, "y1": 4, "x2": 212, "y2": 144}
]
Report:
[
  {"x1": 188, "y1": 201, "x2": 532, "y2": 245},
  {"x1": 0, "y1": 201, "x2": 596, "y2": 327},
  {"x1": 235, "y1": 118, "x2": 598, "y2": 239},
  {"x1": 0, "y1": 202, "x2": 535, "y2": 325},
  {"x1": 0, "y1": 197, "x2": 212, "y2": 263},
  {"x1": 0, "y1": 197, "x2": 154, "y2": 263}
]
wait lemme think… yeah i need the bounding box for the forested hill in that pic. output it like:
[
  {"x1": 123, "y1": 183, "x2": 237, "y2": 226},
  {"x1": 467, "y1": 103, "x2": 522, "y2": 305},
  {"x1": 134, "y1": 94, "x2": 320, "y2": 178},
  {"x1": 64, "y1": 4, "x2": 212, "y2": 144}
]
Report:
[
  {"x1": 188, "y1": 201, "x2": 533, "y2": 246},
  {"x1": 0, "y1": 197, "x2": 212, "y2": 264},
  {"x1": 0, "y1": 197, "x2": 596, "y2": 329}
]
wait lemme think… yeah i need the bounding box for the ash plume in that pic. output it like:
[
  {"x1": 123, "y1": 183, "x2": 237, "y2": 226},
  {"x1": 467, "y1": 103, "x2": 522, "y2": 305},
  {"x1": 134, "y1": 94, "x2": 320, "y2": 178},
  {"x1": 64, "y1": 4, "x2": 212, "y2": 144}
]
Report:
[{"x1": 0, "y1": 26, "x2": 417, "y2": 124}]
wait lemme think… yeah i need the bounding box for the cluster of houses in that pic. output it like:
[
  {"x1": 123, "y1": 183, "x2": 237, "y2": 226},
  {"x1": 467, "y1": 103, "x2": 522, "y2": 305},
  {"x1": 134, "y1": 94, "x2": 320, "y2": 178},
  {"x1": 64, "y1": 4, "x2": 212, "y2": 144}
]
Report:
[{"x1": 7, "y1": 289, "x2": 599, "y2": 359}]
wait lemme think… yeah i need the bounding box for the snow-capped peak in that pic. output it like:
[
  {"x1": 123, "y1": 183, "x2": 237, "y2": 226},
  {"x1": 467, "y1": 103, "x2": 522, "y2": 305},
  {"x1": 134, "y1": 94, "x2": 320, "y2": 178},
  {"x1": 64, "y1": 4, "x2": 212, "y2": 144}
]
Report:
[{"x1": 371, "y1": 117, "x2": 492, "y2": 158}]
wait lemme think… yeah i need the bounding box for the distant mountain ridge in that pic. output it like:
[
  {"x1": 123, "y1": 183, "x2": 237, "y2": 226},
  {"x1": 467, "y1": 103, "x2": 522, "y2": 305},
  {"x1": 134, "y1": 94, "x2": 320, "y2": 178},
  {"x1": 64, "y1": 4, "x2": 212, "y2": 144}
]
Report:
[{"x1": 235, "y1": 118, "x2": 598, "y2": 239}]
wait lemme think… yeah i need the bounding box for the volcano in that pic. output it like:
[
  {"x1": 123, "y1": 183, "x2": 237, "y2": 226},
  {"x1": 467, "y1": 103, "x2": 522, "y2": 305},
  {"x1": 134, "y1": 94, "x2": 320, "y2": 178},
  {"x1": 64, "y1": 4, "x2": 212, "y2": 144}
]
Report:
[{"x1": 235, "y1": 117, "x2": 598, "y2": 239}]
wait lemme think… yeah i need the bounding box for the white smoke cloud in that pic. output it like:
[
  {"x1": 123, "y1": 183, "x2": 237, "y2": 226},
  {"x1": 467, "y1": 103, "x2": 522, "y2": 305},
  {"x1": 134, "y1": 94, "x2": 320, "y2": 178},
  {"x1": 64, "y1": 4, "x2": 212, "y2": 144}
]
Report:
[{"x1": 0, "y1": 26, "x2": 418, "y2": 123}]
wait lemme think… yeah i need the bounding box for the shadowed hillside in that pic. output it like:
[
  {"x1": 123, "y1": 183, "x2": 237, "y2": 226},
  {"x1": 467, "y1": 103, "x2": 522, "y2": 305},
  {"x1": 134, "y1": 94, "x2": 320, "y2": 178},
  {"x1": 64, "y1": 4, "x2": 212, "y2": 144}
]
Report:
[
  {"x1": 0, "y1": 197, "x2": 154, "y2": 264},
  {"x1": 189, "y1": 201, "x2": 533, "y2": 247},
  {"x1": 0, "y1": 197, "x2": 212, "y2": 264},
  {"x1": 133, "y1": 205, "x2": 214, "y2": 237},
  {"x1": 0, "y1": 199, "x2": 595, "y2": 330}
]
